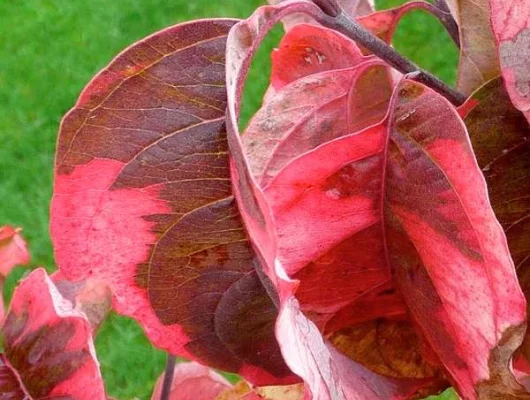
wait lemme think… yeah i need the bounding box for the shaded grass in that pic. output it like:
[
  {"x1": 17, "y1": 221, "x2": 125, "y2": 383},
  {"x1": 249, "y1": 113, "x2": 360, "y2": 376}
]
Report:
[{"x1": 0, "y1": 1, "x2": 458, "y2": 398}]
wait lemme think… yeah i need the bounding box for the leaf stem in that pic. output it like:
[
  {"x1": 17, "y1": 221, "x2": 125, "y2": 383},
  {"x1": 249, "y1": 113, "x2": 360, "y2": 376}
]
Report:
[
  {"x1": 160, "y1": 355, "x2": 177, "y2": 400},
  {"x1": 313, "y1": 0, "x2": 466, "y2": 105}
]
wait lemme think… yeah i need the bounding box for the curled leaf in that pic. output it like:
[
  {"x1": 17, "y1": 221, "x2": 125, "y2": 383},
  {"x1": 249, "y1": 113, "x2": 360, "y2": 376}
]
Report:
[{"x1": 1, "y1": 268, "x2": 105, "y2": 399}]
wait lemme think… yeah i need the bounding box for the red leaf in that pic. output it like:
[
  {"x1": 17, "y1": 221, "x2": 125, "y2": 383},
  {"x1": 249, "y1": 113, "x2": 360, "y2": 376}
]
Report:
[
  {"x1": 464, "y1": 77, "x2": 530, "y2": 379},
  {"x1": 225, "y1": 3, "x2": 448, "y2": 398},
  {"x1": 266, "y1": 79, "x2": 527, "y2": 398},
  {"x1": 1, "y1": 268, "x2": 105, "y2": 399},
  {"x1": 151, "y1": 361, "x2": 230, "y2": 400},
  {"x1": 244, "y1": 60, "x2": 392, "y2": 188},
  {"x1": 225, "y1": 4, "x2": 527, "y2": 396},
  {"x1": 490, "y1": 0, "x2": 530, "y2": 123},
  {"x1": 270, "y1": 24, "x2": 364, "y2": 91},
  {"x1": 51, "y1": 19, "x2": 293, "y2": 384},
  {"x1": 0, "y1": 226, "x2": 30, "y2": 276}
]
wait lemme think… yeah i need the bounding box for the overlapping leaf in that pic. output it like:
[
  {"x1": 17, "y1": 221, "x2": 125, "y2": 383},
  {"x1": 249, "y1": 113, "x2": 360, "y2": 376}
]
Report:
[
  {"x1": 50, "y1": 19, "x2": 293, "y2": 384},
  {"x1": 225, "y1": 2, "x2": 451, "y2": 399},
  {"x1": 489, "y1": 0, "x2": 530, "y2": 123},
  {"x1": 447, "y1": 0, "x2": 499, "y2": 95},
  {"x1": 1, "y1": 268, "x2": 105, "y2": 399},
  {"x1": 225, "y1": 2, "x2": 528, "y2": 399},
  {"x1": 464, "y1": 77, "x2": 530, "y2": 369}
]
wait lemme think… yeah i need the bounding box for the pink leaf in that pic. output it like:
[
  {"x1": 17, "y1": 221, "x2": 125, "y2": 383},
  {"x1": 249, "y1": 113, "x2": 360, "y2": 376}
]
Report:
[
  {"x1": 52, "y1": 271, "x2": 112, "y2": 332},
  {"x1": 0, "y1": 226, "x2": 30, "y2": 277},
  {"x1": 1, "y1": 268, "x2": 105, "y2": 399},
  {"x1": 151, "y1": 361, "x2": 231, "y2": 400},
  {"x1": 225, "y1": 3, "x2": 528, "y2": 397},
  {"x1": 490, "y1": 0, "x2": 530, "y2": 123},
  {"x1": 225, "y1": 3, "x2": 449, "y2": 398},
  {"x1": 51, "y1": 19, "x2": 294, "y2": 384}
]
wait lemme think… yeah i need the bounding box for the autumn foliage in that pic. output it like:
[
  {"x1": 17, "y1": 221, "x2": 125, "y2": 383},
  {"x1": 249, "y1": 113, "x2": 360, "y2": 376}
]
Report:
[{"x1": 2, "y1": 0, "x2": 530, "y2": 398}]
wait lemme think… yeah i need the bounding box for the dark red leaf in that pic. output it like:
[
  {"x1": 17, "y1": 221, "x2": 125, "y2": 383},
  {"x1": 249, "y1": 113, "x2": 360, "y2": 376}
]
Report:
[
  {"x1": 464, "y1": 77, "x2": 530, "y2": 376},
  {"x1": 51, "y1": 19, "x2": 293, "y2": 384},
  {"x1": 1, "y1": 268, "x2": 105, "y2": 399}
]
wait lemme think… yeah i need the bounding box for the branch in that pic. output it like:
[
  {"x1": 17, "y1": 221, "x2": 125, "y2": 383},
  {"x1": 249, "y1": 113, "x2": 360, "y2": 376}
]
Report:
[
  {"x1": 160, "y1": 355, "x2": 177, "y2": 400},
  {"x1": 313, "y1": 1, "x2": 466, "y2": 106}
]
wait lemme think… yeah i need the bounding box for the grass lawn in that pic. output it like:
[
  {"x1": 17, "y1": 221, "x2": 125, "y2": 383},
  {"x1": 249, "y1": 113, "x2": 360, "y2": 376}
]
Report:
[{"x1": 0, "y1": 0, "x2": 458, "y2": 398}]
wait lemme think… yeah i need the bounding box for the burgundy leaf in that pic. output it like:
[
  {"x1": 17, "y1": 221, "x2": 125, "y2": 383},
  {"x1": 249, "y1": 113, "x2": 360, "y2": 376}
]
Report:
[
  {"x1": 463, "y1": 77, "x2": 530, "y2": 372},
  {"x1": 1, "y1": 268, "x2": 105, "y2": 399},
  {"x1": 489, "y1": 0, "x2": 530, "y2": 123},
  {"x1": 51, "y1": 19, "x2": 293, "y2": 384},
  {"x1": 150, "y1": 361, "x2": 230, "y2": 400}
]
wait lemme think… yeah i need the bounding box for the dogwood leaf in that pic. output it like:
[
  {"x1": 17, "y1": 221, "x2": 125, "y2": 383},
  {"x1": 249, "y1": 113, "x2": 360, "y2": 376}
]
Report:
[
  {"x1": 1, "y1": 268, "x2": 105, "y2": 399},
  {"x1": 464, "y1": 77, "x2": 530, "y2": 372},
  {"x1": 51, "y1": 19, "x2": 293, "y2": 385},
  {"x1": 225, "y1": 2, "x2": 452, "y2": 398}
]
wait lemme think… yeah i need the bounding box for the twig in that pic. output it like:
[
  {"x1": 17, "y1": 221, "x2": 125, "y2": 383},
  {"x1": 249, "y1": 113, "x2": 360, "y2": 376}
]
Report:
[
  {"x1": 160, "y1": 355, "x2": 177, "y2": 400},
  {"x1": 313, "y1": 0, "x2": 466, "y2": 105}
]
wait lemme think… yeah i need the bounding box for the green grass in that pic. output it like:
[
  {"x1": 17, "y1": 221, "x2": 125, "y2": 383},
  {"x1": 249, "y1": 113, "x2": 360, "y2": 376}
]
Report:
[{"x1": 0, "y1": 0, "x2": 458, "y2": 398}]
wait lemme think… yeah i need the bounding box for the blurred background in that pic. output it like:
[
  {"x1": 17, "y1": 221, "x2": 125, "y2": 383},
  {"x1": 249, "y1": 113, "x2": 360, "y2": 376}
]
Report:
[{"x1": 0, "y1": 0, "x2": 458, "y2": 398}]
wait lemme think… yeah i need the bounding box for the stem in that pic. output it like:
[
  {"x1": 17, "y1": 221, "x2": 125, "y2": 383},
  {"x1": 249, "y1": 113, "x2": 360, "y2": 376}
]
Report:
[
  {"x1": 314, "y1": 1, "x2": 466, "y2": 105},
  {"x1": 429, "y1": 0, "x2": 460, "y2": 47},
  {"x1": 160, "y1": 355, "x2": 177, "y2": 400}
]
